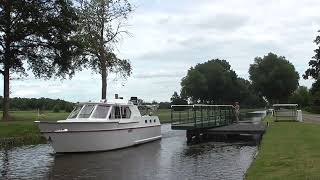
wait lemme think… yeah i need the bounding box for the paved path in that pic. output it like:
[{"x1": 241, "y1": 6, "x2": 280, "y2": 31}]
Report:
[{"x1": 303, "y1": 113, "x2": 320, "y2": 123}]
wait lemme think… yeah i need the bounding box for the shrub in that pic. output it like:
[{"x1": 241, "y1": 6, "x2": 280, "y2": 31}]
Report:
[{"x1": 53, "y1": 105, "x2": 60, "y2": 113}]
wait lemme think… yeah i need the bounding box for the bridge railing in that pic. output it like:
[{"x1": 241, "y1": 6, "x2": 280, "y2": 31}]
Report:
[{"x1": 171, "y1": 104, "x2": 235, "y2": 130}]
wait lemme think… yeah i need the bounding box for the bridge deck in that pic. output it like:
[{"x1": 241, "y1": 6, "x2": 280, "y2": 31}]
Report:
[
  {"x1": 204, "y1": 123, "x2": 267, "y2": 135},
  {"x1": 171, "y1": 119, "x2": 231, "y2": 130}
]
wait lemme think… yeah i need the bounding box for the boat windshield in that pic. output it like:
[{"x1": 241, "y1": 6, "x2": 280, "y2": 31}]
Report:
[
  {"x1": 92, "y1": 105, "x2": 110, "y2": 119},
  {"x1": 78, "y1": 104, "x2": 95, "y2": 118},
  {"x1": 68, "y1": 105, "x2": 83, "y2": 119}
]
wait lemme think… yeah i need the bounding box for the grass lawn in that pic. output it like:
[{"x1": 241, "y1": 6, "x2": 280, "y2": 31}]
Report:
[
  {"x1": 246, "y1": 115, "x2": 320, "y2": 180},
  {"x1": 156, "y1": 109, "x2": 171, "y2": 123},
  {"x1": 0, "y1": 111, "x2": 69, "y2": 138}
]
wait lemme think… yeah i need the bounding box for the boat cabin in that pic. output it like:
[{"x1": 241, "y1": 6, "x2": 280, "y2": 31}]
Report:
[{"x1": 62, "y1": 100, "x2": 141, "y2": 122}]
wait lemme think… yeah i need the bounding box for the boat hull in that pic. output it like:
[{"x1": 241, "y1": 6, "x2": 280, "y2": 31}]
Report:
[
  {"x1": 46, "y1": 126, "x2": 161, "y2": 153},
  {"x1": 37, "y1": 120, "x2": 161, "y2": 153}
]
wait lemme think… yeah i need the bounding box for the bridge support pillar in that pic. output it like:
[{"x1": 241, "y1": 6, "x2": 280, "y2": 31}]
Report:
[{"x1": 186, "y1": 130, "x2": 203, "y2": 144}]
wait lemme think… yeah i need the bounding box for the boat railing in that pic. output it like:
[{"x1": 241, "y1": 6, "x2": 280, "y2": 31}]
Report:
[
  {"x1": 138, "y1": 105, "x2": 159, "y2": 116},
  {"x1": 171, "y1": 104, "x2": 235, "y2": 130}
]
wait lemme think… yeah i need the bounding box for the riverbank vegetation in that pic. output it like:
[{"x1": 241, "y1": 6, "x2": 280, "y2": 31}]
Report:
[{"x1": 246, "y1": 115, "x2": 320, "y2": 179}]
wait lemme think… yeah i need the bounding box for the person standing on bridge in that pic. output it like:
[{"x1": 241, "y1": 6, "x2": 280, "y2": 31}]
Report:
[{"x1": 234, "y1": 102, "x2": 240, "y2": 123}]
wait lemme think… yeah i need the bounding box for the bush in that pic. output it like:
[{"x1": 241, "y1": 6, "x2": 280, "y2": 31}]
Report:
[
  {"x1": 65, "y1": 104, "x2": 73, "y2": 112},
  {"x1": 53, "y1": 105, "x2": 60, "y2": 113}
]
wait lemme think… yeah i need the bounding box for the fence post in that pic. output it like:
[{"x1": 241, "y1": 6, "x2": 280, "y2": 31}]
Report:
[
  {"x1": 194, "y1": 105, "x2": 196, "y2": 127},
  {"x1": 219, "y1": 107, "x2": 222, "y2": 126},
  {"x1": 213, "y1": 107, "x2": 217, "y2": 126},
  {"x1": 201, "y1": 106, "x2": 203, "y2": 128}
]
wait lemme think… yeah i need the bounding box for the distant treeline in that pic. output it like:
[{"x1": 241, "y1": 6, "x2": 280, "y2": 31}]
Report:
[{"x1": 0, "y1": 97, "x2": 74, "y2": 112}]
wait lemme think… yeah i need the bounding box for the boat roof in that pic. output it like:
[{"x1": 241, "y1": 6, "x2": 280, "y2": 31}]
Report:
[{"x1": 77, "y1": 99, "x2": 134, "y2": 106}]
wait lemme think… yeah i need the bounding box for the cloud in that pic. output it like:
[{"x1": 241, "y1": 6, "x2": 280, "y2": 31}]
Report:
[
  {"x1": 1, "y1": 0, "x2": 320, "y2": 102},
  {"x1": 13, "y1": 89, "x2": 38, "y2": 97},
  {"x1": 134, "y1": 71, "x2": 184, "y2": 79}
]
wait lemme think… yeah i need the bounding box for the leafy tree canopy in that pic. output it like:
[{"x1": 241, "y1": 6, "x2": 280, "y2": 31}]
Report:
[
  {"x1": 304, "y1": 30, "x2": 320, "y2": 80},
  {"x1": 249, "y1": 53, "x2": 299, "y2": 103},
  {"x1": 77, "y1": 0, "x2": 132, "y2": 99},
  {"x1": 180, "y1": 59, "x2": 265, "y2": 107},
  {"x1": 171, "y1": 91, "x2": 187, "y2": 105},
  {"x1": 181, "y1": 59, "x2": 239, "y2": 103},
  {"x1": 289, "y1": 86, "x2": 311, "y2": 107},
  {"x1": 0, "y1": 0, "x2": 81, "y2": 120}
]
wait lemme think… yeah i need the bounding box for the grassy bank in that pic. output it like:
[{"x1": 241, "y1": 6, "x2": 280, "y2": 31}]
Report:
[
  {"x1": 0, "y1": 111, "x2": 69, "y2": 138},
  {"x1": 246, "y1": 115, "x2": 320, "y2": 179}
]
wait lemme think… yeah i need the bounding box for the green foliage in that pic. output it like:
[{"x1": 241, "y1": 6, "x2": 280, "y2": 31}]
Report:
[
  {"x1": 180, "y1": 59, "x2": 265, "y2": 107},
  {"x1": 65, "y1": 104, "x2": 74, "y2": 112},
  {"x1": 0, "y1": 0, "x2": 82, "y2": 78},
  {"x1": 171, "y1": 92, "x2": 188, "y2": 105},
  {"x1": 289, "y1": 86, "x2": 311, "y2": 107},
  {"x1": 0, "y1": 97, "x2": 74, "y2": 111},
  {"x1": 0, "y1": 0, "x2": 82, "y2": 120},
  {"x1": 53, "y1": 105, "x2": 60, "y2": 113},
  {"x1": 77, "y1": 0, "x2": 132, "y2": 98},
  {"x1": 181, "y1": 68, "x2": 208, "y2": 102},
  {"x1": 158, "y1": 102, "x2": 171, "y2": 109},
  {"x1": 304, "y1": 30, "x2": 320, "y2": 80},
  {"x1": 304, "y1": 80, "x2": 320, "y2": 113},
  {"x1": 249, "y1": 53, "x2": 299, "y2": 103}
]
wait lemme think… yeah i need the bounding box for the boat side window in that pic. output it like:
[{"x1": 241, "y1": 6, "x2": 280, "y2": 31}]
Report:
[
  {"x1": 109, "y1": 106, "x2": 121, "y2": 119},
  {"x1": 68, "y1": 105, "x2": 83, "y2": 119},
  {"x1": 78, "y1": 105, "x2": 95, "y2": 118},
  {"x1": 92, "y1": 105, "x2": 110, "y2": 119},
  {"x1": 121, "y1": 106, "x2": 131, "y2": 119}
]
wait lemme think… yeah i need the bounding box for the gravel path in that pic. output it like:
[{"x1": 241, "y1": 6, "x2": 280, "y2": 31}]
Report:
[{"x1": 303, "y1": 113, "x2": 320, "y2": 123}]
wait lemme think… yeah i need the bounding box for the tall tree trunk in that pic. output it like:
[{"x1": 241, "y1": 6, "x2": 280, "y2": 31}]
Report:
[
  {"x1": 101, "y1": 61, "x2": 107, "y2": 100},
  {"x1": 99, "y1": 0, "x2": 109, "y2": 100},
  {"x1": 3, "y1": 67, "x2": 10, "y2": 121},
  {"x1": 100, "y1": 50, "x2": 108, "y2": 99}
]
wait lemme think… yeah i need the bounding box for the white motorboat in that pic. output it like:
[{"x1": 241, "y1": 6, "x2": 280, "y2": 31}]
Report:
[{"x1": 35, "y1": 97, "x2": 161, "y2": 153}]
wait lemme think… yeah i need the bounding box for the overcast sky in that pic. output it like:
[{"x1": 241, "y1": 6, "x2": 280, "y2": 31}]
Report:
[{"x1": 4, "y1": 0, "x2": 320, "y2": 102}]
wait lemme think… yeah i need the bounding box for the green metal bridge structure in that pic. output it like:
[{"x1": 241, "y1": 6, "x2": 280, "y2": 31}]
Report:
[
  {"x1": 171, "y1": 104, "x2": 267, "y2": 143},
  {"x1": 171, "y1": 104, "x2": 236, "y2": 130}
]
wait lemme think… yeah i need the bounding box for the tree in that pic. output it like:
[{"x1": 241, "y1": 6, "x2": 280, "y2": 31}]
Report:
[
  {"x1": 289, "y1": 86, "x2": 311, "y2": 107},
  {"x1": 0, "y1": 0, "x2": 81, "y2": 120},
  {"x1": 304, "y1": 30, "x2": 320, "y2": 80},
  {"x1": 309, "y1": 80, "x2": 320, "y2": 110},
  {"x1": 180, "y1": 68, "x2": 208, "y2": 103},
  {"x1": 249, "y1": 53, "x2": 299, "y2": 103},
  {"x1": 181, "y1": 59, "x2": 239, "y2": 104},
  {"x1": 78, "y1": 0, "x2": 132, "y2": 99},
  {"x1": 53, "y1": 105, "x2": 60, "y2": 113},
  {"x1": 236, "y1": 78, "x2": 266, "y2": 108},
  {"x1": 158, "y1": 102, "x2": 171, "y2": 109},
  {"x1": 170, "y1": 92, "x2": 187, "y2": 105}
]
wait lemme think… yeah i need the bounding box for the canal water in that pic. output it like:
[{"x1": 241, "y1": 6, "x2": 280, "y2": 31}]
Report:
[{"x1": 0, "y1": 111, "x2": 265, "y2": 180}]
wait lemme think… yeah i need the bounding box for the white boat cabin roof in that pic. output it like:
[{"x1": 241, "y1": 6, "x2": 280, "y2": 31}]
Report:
[
  {"x1": 78, "y1": 99, "x2": 134, "y2": 106},
  {"x1": 60, "y1": 99, "x2": 141, "y2": 122}
]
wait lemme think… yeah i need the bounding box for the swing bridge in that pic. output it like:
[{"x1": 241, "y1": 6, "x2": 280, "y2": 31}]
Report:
[{"x1": 170, "y1": 104, "x2": 267, "y2": 142}]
